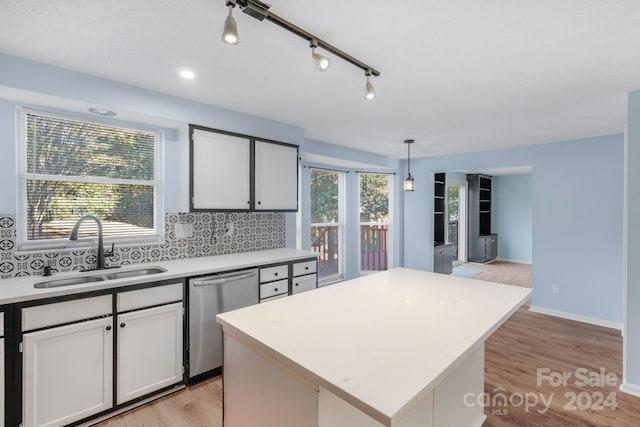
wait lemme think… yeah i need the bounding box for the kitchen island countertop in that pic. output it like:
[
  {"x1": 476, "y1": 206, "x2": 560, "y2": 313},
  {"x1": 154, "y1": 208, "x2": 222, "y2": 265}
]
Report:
[{"x1": 217, "y1": 268, "x2": 531, "y2": 426}]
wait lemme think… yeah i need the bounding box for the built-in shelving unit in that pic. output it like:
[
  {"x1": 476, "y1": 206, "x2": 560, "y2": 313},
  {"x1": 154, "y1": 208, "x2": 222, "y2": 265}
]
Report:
[
  {"x1": 434, "y1": 173, "x2": 446, "y2": 246},
  {"x1": 467, "y1": 174, "x2": 497, "y2": 263},
  {"x1": 433, "y1": 173, "x2": 452, "y2": 274}
]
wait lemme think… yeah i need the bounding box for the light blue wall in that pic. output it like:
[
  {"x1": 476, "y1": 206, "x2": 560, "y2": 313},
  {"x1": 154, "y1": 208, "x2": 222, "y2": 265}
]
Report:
[
  {"x1": 300, "y1": 140, "x2": 403, "y2": 280},
  {"x1": 624, "y1": 90, "x2": 640, "y2": 387},
  {"x1": 491, "y1": 174, "x2": 532, "y2": 263},
  {"x1": 0, "y1": 53, "x2": 304, "y2": 246},
  {"x1": 404, "y1": 134, "x2": 623, "y2": 323}
]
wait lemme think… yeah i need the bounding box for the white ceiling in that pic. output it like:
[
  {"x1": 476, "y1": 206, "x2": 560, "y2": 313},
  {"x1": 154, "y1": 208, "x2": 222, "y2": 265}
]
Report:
[{"x1": 0, "y1": 0, "x2": 638, "y2": 159}]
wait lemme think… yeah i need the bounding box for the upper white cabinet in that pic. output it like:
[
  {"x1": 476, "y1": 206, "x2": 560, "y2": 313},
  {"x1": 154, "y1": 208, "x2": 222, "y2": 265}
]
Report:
[
  {"x1": 254, "y1": 141, "x2": 298, "y2": 210},
  {"x1": 190, "y1": 125, "x2": 298, "y2": 211},
  {"x1": 191, "y1": 128, "x2": 251, "y2": 210}
]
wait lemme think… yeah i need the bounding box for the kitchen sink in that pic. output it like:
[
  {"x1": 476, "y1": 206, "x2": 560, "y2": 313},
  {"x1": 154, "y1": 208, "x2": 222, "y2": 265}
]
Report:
[
  {"x1": 34, "y1": 275, "x2": 105, "y2": 289},
  {"x1": 106, "y1": 267, "x2": 167, "y2": 280},
  {"x1": 34, "y1": 266, "x2": 167, "y2": 288}
]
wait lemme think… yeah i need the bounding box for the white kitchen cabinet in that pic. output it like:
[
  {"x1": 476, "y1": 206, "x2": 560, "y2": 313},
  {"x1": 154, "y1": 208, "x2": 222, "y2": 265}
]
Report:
[
  {"x1": 292, "y1": 275, "x2": 317, "y2": 295},
  {"x1": 0, "y1": 312, "x2": 4, "y2": 427},
  {"x1": 190, "y1": 125, "x2": 298, "y2": 211},
  {"x1": 292, "y1": 260, "x2": 317, "y2": 295},
  {"x1": 191, "y1": 128, "x2": 251, "y2": 210},
  {"x1": 117, "y1": 302, "x2": 183, "y2": 404},
  {"x1": 254, "y1": 141, "x2": 298, "y2": 210},
  {"x1": 23, "y1": 317, "x2": 113, "y2": 427}
]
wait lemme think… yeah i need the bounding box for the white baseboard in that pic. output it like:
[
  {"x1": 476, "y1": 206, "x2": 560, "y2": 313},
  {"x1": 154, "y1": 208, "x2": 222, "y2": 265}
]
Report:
[
  {"x1": 495, "y1": 258, "x2": 532, "y2": 265},
  {"x1": 620, "y1": 382, "x2": 640, "y2": 397},
  {"x1": 529, "y1": 305, "x2": 622, "y2": 331},
  {"x1": 473, "y1": 414, "x2": 487, "y2": 427}
]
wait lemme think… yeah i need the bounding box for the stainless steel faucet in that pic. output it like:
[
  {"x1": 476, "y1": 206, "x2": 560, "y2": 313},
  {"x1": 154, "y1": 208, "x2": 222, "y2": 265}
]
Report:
[{"x1": 69, "y1": 214, "x2": 114, "y2": 270}]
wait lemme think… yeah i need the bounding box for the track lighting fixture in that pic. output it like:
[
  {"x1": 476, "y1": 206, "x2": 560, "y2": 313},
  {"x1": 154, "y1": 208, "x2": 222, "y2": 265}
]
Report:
[
  {"x1": 310, "y1": 39, "x2": 329, "y2": 71},
  {"x1": 221, "y1": 0, "x2": 380, "y2": 98},
  {"x1": 222, "y1": 2, "x2": 239, "y2": 45},
  {"x1": 365, "y1": 70, "x2": 376, "y2": 100},
  {"x1": 404, "y1": 139, "x2": 415, "y2": 192}
]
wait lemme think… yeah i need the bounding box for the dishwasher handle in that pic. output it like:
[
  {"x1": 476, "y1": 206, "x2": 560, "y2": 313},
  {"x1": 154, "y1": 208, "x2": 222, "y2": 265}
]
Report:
[{"x1": 192, "y1": 270, "x2": 257, "y2": 287}]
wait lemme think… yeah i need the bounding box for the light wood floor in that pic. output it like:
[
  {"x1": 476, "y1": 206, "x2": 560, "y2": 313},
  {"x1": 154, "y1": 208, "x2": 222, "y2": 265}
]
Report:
[
  {"x1": 463, "y1": 260, "x2": 532, "y2": 306},
  {"x1": 96, "y1": 261, "x2": 640, "y2": 426}
]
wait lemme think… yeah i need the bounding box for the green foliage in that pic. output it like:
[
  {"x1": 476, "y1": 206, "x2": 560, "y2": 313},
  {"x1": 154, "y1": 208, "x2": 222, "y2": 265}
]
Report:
[
  {"x1": 311, "y1": 170, "x2": 339, "y2": 223},
  {"x1": 360, "y1": 174, "x2": 389, "y2": 222},
  {"x1": 25, "y1": 113, "x2": 155, "y2": 240}
]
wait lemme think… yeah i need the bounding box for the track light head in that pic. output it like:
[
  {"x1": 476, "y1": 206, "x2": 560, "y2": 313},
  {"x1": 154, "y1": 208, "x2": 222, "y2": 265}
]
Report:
[
  {"x1": 222, "y1": 4, "x2": 239, "y2": 45},
  {"x1": 365, "y1": 70, "x2": 376, "y2": 100},
  {"x1": 310, "y1": 40, "x2": 329, "y2": 71}
]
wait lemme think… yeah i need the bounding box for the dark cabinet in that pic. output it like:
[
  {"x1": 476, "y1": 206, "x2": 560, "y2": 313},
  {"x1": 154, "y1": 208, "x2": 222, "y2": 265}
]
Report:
[
  {"x1": 433, "y1": 173, "x2": 451, "y2": 274},
  {"x1": 467, "y1": 174, "x2": 498, "y2": 263},
  {"x1": 434, "y1": 244, "x2": 454, "y2": 275}
]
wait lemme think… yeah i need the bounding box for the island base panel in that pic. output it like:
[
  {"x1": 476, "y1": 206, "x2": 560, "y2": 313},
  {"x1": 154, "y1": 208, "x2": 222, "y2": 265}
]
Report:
[
  {"x1": 433, "y1": 344, "x2": 485, "y2": 427},
  {"x1": 222, "y1": 331, "x2": 486, "y2": 427},
  {"x1": 222, "y1": 334, "x2": 318, "y2": 427}
]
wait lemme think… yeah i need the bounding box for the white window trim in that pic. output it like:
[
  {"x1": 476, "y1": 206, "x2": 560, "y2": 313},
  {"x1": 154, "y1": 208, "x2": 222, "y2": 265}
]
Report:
[
  {"x1": 16, "y1": 108, "x2": 164, "y2": 251},
  {"x1": 358, "y1": 173, "x2": 393, "y2": 275}
]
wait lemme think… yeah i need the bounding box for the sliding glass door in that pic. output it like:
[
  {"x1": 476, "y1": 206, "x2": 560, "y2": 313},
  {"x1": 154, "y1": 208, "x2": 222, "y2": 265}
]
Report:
[{"x1": 446, "y1": 178, "x2": 467, "y2": 264}]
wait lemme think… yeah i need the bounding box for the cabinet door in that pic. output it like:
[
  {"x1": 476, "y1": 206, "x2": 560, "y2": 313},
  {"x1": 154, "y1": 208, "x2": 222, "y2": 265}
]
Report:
[
  {"x1": 23, "y1": 317, "x2": 113, "y2": 427},
  {"x1": 490, "y1": 235, "x2": 498, "y2": 260},
  {"x1": 0, "y1": 337, "x2": 4, "y2": 427},
  {"x1": 254, "y1": 141, "x2": 298, "y2": 210},
  {"x1": 192, "y1": 129, "x2": 251, "y2": 210},
  {"x1": 117, "y1": 303, "x2": 183, "y2": 404},
  {"x1": 292, "y1": 274, "x2": 317, "y2": 295}
]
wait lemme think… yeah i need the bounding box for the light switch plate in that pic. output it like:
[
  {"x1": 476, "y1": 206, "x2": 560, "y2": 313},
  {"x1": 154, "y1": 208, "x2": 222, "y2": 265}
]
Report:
[{"x1": 175, "y1": 223, "x2": 193, "y2": 238}]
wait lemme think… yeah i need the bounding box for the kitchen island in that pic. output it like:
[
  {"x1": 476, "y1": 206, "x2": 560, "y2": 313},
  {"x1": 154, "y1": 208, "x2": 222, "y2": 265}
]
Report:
[{"x1": 216, "y1": 268, "x2": 531, "y2": 427}]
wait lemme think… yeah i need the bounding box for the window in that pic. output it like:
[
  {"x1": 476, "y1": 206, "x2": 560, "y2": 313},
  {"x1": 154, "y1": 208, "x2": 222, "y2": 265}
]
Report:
[
  {"x1": 359, "y1": 173, "x2": 391, "y2": 273},
  {"x1": 17, "y1": 109, "x2": 162, "y2": 249},
  {"x1": 310, "y1": 169, "x2": 345, "y2": 282}
]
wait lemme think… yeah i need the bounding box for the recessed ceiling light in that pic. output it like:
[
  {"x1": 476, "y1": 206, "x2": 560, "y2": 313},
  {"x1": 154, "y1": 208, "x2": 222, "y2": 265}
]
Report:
[
  {"x1": 178, "y1": 67, "x2": 196, "y2": 79},
  {"x1": 88, "y1": 108, "x2": 117, "y2": 116}
]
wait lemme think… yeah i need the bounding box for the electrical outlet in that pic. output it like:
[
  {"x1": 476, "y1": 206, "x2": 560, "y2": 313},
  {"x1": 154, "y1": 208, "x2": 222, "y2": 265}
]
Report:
[
  {"x1": 552, "y1": 284, "x2": 560, "y2": 295},
  {"x1": 175, "y1": 223, "x2": 193, "y2": 239},
  {"x1": 226, "y1": 222, "x2": 235, "y2": 236}
]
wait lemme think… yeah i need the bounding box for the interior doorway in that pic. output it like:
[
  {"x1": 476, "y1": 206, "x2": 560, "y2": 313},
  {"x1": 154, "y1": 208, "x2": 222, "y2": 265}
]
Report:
[{"x1": 445, "y1": 177, "x2": 467, "y2": 265}]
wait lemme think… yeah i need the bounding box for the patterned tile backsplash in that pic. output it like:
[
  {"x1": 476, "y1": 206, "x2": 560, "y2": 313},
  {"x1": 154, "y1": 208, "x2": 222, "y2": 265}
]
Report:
[{"x1": 0, "y1": 212, "x2": 286, "y2": 279}]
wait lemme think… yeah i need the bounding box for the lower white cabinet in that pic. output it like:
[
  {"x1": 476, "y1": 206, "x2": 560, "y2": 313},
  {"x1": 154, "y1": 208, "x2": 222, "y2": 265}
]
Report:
[
  {"x1": 1, "y1": 312, "x2": 4, "y2": 427},
  {"x1": 0, "y1": 337, "x2": 4, "y2": 427},
  {"x1": 22, "y1": 317, "x2": 113, "y2": 427},
  {"x1": 117, "y1": 302, "x2": 184, "y2": 404},
  {"x1": 292, "y1": 274, "x2": 317, "y2": 295}
]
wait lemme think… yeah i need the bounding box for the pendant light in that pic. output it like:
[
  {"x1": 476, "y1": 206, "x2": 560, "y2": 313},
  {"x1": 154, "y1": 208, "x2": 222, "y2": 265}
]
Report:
[
  {"x1": 404, "y1": 139, "x2": 415, "y2": 192},
  {"x1": 222, "y1": 4, "x2": 240, "y2": 44}
]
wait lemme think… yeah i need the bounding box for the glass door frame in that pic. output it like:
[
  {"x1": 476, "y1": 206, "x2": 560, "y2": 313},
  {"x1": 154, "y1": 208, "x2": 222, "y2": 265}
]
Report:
[{"x1": 445, "y1": 177, "x2": 468, "y2": 265}]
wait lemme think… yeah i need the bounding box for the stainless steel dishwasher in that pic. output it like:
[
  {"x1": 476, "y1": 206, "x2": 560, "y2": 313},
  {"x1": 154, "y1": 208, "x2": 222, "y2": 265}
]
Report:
[{"x1": 188, "y1": 268, "x2": 259, "y2": 381}]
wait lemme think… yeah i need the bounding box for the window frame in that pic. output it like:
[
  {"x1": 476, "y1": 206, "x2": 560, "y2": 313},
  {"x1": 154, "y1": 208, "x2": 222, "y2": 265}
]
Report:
[
  {"x1": 309, "y1": 168, "x2": 346, "y2": 285},
  {"x1": 16, "y1": 108, "x2": 164, "y2": 251},
  {"x1": 358, "y1": 172, "x2": 393, "y2": 275}
]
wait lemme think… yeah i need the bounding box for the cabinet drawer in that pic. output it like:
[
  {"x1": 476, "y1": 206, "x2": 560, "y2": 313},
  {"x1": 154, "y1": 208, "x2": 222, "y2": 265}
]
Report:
[
  {"x1": 293, "y1": 260, "x2": 316, "y2": 277},
  {"x1": 260, "y1": 293, "x2": 288, "y2": 303},
  {"x1": 117, "y1": 282, "x2": 183, "y2": 312},
  {"x1": 260, "y1": 279, "x2": 288, "y2": 300},
  {"x1": 0, "y1": 312, "x2": 3, "y2": 337},
  {"x1": 260, "y1": 265, "x2": 289, "y2": 283},
  {"x1": 292, "y1": 274, "x2": 317, "y2": 295},
  {"x1": 22, "y1": 295, "x2": 112, "y2": 331}
]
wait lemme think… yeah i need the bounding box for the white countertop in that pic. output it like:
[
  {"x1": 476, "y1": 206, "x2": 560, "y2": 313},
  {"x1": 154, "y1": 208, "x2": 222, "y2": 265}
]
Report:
[
  {"x1": 0, "y1": 248, "x2": 317, "y2": 305},
  {"x1": 217, "y1": 268, "x2": 531, "y2": 426}
]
